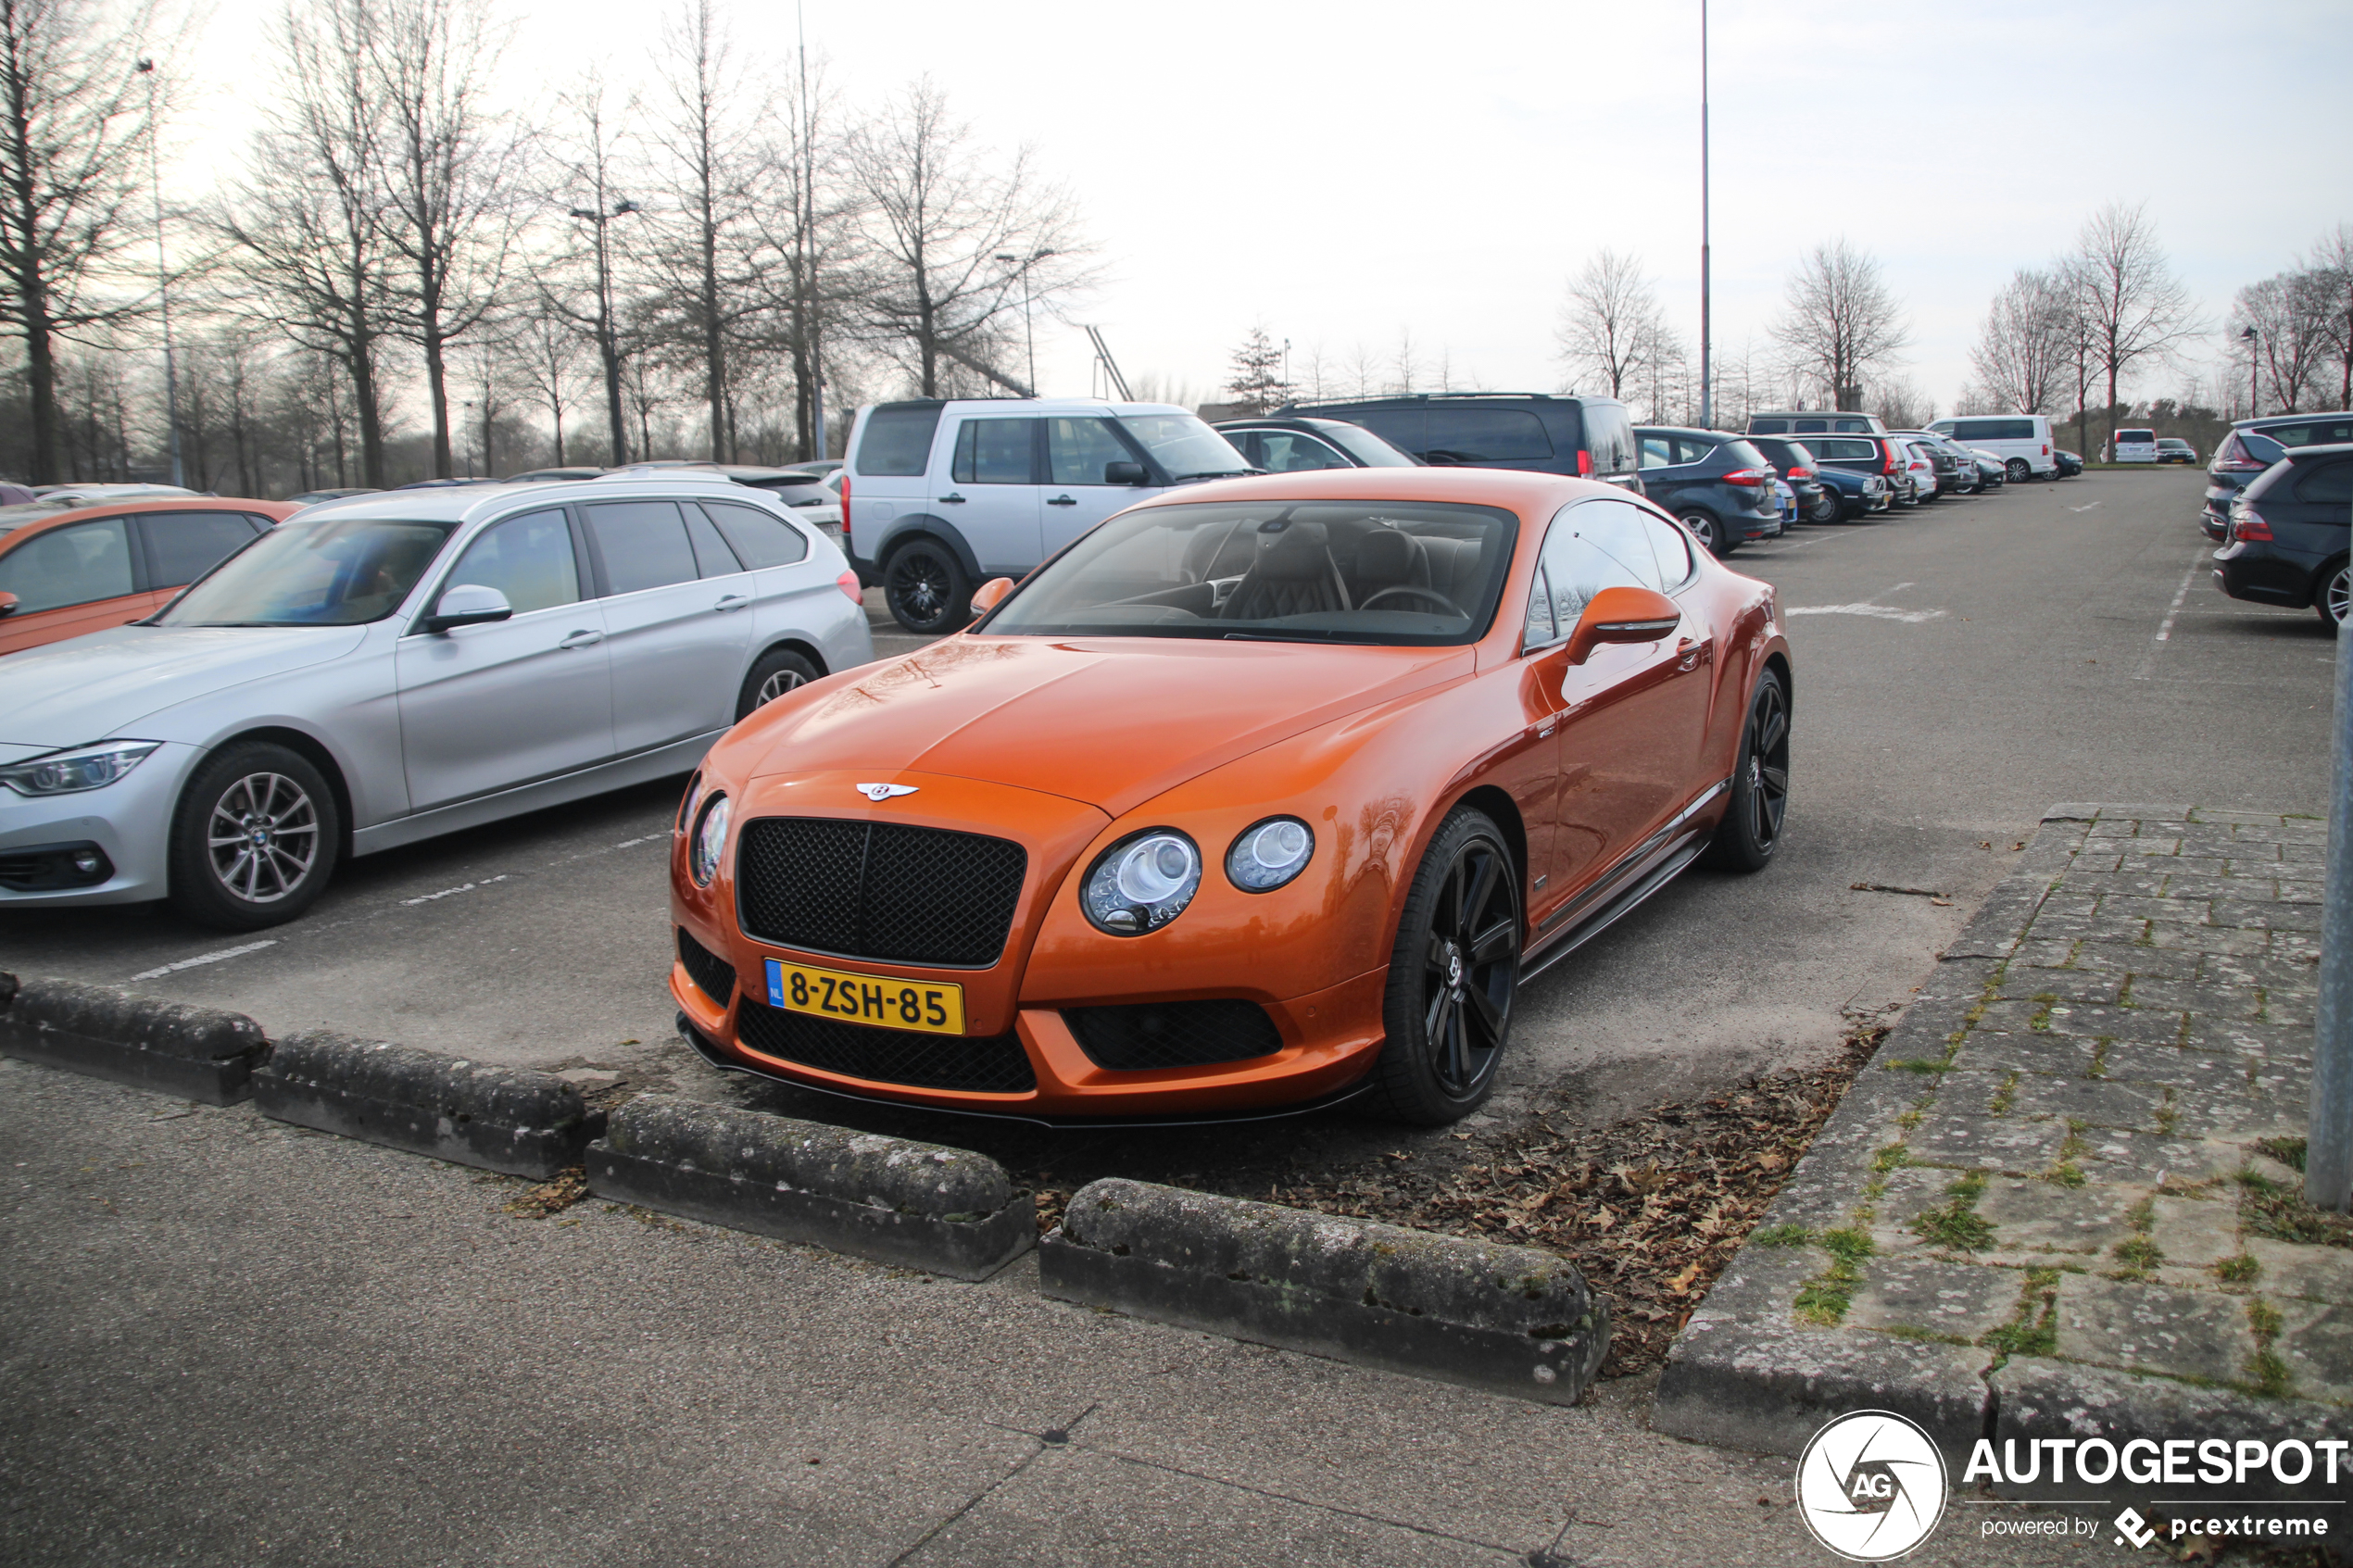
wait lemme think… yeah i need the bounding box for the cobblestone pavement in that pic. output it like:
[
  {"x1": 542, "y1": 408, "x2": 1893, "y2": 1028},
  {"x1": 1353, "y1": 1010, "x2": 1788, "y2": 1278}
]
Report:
[{"x1": 1657, "y1": 805, "x2": 2351, "y2": 1480}]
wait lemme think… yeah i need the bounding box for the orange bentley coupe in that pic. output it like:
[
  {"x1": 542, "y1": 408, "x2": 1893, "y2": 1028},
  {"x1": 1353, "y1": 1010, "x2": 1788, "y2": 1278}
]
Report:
[{"x1": 669, "y1": 467, "x2": 1791, "y2": 1124}]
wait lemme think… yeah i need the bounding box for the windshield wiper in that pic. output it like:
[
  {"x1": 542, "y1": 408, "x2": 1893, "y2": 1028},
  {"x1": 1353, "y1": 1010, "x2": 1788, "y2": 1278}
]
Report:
[
  {"x1": 1171, "y1": 469, "x2": 1261, "y2": 482},
  {"x1": 1220, "y1": 629, "x2": 1348, "y2": 643}
]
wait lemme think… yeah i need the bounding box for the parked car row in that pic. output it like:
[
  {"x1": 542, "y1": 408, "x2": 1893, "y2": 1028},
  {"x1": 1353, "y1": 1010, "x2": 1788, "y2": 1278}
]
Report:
[{"x1": 2205, "y1": 411, "x2": 2353, "y2": 630}]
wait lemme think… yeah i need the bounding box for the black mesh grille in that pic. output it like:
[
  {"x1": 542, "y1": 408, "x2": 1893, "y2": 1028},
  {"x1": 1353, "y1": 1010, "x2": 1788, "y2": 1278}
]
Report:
[
  {"x1": 1064, "y1": 1000, "x2": 1285, "y2": 1072},
  {"x1": 676, "y1": 926, "x2": 736, "y2": 1007},
  {"x1": 736, "y1": 996, "x2": 1035, "y2": 1093},
  {"x1": 736, "y1": 817, "x2": 1027, "y2": 968}
]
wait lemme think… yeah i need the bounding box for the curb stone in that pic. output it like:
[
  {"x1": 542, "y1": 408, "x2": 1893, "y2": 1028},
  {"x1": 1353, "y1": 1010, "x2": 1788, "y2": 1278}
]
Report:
[
  {"x1": 254, "y1": 1031, "x2": 600, "y2": 1179},
  {"x1": 1038, "y1": 1176, "x2": 1610, "y2": 1407},
  {"x1": 585, "y1": 1095, "x2": 1034, "y2": 1281},
  {"x1": 0, "y1": 972, "x2": 269, "y2": 1106}
]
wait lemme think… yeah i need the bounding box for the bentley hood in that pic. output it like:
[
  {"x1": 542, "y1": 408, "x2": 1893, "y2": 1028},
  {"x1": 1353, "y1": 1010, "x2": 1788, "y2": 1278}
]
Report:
[
  {"x1": 735, "y1": 635, "x2": 1474, "y2": 816},
  {"x1": 0, "y1": 624, "x2": 368, "y2": 749}
]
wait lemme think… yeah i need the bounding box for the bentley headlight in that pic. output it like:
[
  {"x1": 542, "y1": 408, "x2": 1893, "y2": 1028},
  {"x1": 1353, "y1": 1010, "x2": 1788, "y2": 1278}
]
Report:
[
  {"x1": 1226, "y1": 816, "x2": 1314, "y2": 892},
  {"x1": 1083, "y1": 830, "x2": 1201, "y2": 935},
  {"x1": 0, "y1": 740, "x2": 160, "y2": 797},
  {"x1": 689, "y1": 793, "x2": 730, "y2": 886}
]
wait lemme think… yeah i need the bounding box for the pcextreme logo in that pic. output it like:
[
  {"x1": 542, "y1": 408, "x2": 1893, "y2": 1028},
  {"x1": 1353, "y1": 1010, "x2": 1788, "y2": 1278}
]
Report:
[{"x1": 1795, "y1": 1411, "x2": 1949, "y2": 1562}]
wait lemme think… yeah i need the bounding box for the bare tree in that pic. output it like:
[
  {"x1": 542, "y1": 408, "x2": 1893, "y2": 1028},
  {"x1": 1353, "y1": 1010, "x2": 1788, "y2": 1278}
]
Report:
[
  {"x1": 2302, "y1": 224, "x2": 2353, "y2": 412},
  {"x1": 1340, "y1": 340, "x2": 1377, "y2": 399},
  {"x1": 2232, "y1": 270, "x2": 2332, "y2": 415},
  {"x1": 2066, "y1": 204, "x2": 2197, "y2": 458},
  {"x1": 1866, "y1": 377, "x2": 1935, "y2": 431},
  {"x1": 1387, "y1": 326, "x2": 1419, "y2": 395},
  {"x1": 220, "y1": 0, "x2": 398, "y2": 487},
  {"x1": 538, "y1": 81, "x2": 644, "y2": 464},
  {"x1": 850, "y1": 77, "x2": 1086, "y2": 397},
  {"x1": 372, "y1": 0, "x2": 520, "y2": 479},
  {"x1": 1769, "y1": 239, "x2": 1908, "y2": 411},
  {"x1": 1968, "y1": 267, "x2": 2072, "y2": 415},
  {"x1": 507, "y1": 303, "x2": 584, "y2": 465},
  {"x1": 0, "y1": 0, "x2": 171, "y2": 483},
  {"x1": 1554, "y1": 248, "x2": 1665, "y2": 399}
]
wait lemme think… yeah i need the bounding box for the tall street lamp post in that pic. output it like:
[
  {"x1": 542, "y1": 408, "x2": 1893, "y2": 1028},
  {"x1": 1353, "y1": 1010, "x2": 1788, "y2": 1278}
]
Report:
[
  {"x1": 2241, "y1": 324, "x2": 2260, "y2": 420},
  {"x1": 1696, "y1": 0, "x2": 1712, "y2": 431},
  {"x1": 994, "y1": 248, "x2": 1055, "y2": 396},
  {"x1": 134, "y1": 57, "x2": 182, "y2": 488},
  {"x1": 570, "y1": 198, "x2": 640, "y2": 464}
]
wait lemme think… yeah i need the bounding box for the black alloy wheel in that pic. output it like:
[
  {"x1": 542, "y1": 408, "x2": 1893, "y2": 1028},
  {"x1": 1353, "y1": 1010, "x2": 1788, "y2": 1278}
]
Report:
[
  {"x1": 1704, "y1": 669, "x2": 1790, "y2": 873},
  {"x1": 1680, "y1": 510, "x2": 1724, "y2": 556},
  {"x1": 2005, "y1": 458, "x2": 2031, "y2": 483},
  {"x1": 883, "y1": 540, "x2": 972, "y2": 635},
  {"x1": 736, "y1": 647, "x2": 821, "y2": 721},
  {"x1": 2318, "y1": 561, "x2": 2350, "y2": 633},
  {"x1": 1373, "y1": 806, "x2": 1520, "y2": 1124},
  {"x1": 168, "y1": 741, "x2": 342, "y2": 930}
]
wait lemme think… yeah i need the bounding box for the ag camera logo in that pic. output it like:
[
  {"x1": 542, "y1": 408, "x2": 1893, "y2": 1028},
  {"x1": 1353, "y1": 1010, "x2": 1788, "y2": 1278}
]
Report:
[{"x1": 1796, "y1": 1411, "x2": 1949, "y2": 1562}]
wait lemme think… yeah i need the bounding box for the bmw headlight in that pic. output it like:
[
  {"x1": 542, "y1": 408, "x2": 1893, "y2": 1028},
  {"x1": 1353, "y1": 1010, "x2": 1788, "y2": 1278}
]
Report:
[
  {"x1": 1226, "y1": 816, "x2": 1314, "y2": 892},
  {"x1": 0, "y1": 740, "x2": 160, "y2": 797},
  {"x1": 689, "y1": 793, "x2": 730, "y2": 886},
  {"x1": 1082, "y1": 830, "x2": 1202, "y2": 935}
]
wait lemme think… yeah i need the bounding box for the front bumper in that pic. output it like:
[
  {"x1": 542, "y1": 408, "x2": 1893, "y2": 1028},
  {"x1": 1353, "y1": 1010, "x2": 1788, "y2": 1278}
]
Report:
[{"x1": 0, "y1": 742, "x2": 191, "y2": 908}]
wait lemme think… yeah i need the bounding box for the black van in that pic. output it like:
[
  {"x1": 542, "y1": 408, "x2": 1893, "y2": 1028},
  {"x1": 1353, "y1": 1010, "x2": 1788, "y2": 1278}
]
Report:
[{"x1": 1278, "y1": 393, "x2": 1642, "y2": 493}]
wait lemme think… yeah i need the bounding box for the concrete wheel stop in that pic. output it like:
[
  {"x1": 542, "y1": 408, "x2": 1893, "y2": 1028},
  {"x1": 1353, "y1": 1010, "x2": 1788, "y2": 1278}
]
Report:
[
  {"x1": 585, "y1": 1095, "x2": 1036, "y2": 1281},
  {"x1": 1039, "y1": 1177, "x2": 1611, "y2": 1406},
  {"x1": 0, "y1": 972, "x2": 269, "y2": 1106}
]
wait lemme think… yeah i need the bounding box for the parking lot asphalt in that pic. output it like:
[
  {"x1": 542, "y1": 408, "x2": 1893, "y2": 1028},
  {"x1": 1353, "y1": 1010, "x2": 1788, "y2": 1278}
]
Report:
[{"x1": 0, "y1": 468, "x2": 2330, "y2": 1565}]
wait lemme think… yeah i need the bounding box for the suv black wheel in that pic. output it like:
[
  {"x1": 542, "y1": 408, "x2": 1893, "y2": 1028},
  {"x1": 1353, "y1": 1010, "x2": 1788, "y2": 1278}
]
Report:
[
  {"x1": 168, "y1": 741, "x2": 341, "y2": 930},
  {"x1": 1371, "y1": 806, "x2": 1520, "y2": 1125},
  {"x1": 736, "y1": 647, "x2": 821, "y2": 721},
  {"x1": 2317, "y1": 560, "x2": 2350, "y2": 633},
  {"x1": 1703, "y1": 669, "x2": 1790, "y2": 873},
  {"x1": 883, "y1": 539, "x2": 972, "y2": 634},
  {"x1": 1680, "y1": 509, "x2": 1727, "y2": 557}
]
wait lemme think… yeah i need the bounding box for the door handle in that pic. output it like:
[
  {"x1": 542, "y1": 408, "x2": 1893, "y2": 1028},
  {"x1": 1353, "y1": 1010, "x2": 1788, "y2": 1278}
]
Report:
[
  {"x1": 937, "y1": 492, "x2": 966, "y2": 504},
  {"x1": 558, "y1": 629, "x2": 604, "y2": 649},
  {"x1": 1535, "y1": 719, "x2": 1557, "y2": 737},
  {"x1": 1675, "y1": 636, "x2": 1710, "y2": 671},
  {"x1": 1046, "y1": 494, "x2": 1077, "y2": 507},
  {"x1": 713, "y1": 594, "x2": 751, "y2": 613}
]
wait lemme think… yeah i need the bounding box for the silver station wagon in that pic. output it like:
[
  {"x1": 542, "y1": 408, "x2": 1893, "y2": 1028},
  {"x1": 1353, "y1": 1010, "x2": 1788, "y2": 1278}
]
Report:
[{"x1": 0, "y1": 476, "x2": 872, "y2": 929}]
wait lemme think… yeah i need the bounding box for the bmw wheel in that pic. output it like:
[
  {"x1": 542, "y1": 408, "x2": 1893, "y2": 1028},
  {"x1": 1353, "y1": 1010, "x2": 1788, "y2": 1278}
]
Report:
[
  {"x1": 2318, "y1": 561, "x2": 2350, "y2": 633},
  {"x1": 883, "y1": 539, "x2": 971, "y2": 635},
  {"x1": 168, "y1": 741, "x2": 341, "y2": 930},
  {"x1": 1373, "y1": 806, "x2": 1520, "y2": 1125},
  {"x1": 2005, "y1": 458, "x2": 2031, "y2": 483},
  {"x1": 736, "y1": 647, "x2": 821, "y2": 721},
  {"x1": 1704, "y1": 669, "x2": 1790, "y2": 873}
]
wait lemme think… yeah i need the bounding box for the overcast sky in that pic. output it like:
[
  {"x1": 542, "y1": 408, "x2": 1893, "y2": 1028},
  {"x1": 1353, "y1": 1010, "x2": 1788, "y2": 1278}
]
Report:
[{"x1": 169, "y1": 0, "x2": 2353, "y2": 420}]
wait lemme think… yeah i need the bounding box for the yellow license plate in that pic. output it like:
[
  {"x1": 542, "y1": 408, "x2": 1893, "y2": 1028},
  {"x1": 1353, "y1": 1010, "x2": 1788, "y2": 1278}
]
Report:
[{"x1": 763, "y1": 959, "x2": 964, "y2": 1035}]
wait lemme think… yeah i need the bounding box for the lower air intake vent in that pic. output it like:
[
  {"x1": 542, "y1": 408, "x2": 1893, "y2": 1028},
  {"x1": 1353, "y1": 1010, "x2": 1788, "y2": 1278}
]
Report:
[
  {"x1": 736, "y1": 996, "x2": 1036, "y2": 1093},
  {"x1": 676, "y1": 927, "x2": 736, "y2": 1007},
  {"x1": 1064, "y1": 1000, "x2": 1285, "y2": 1072}
]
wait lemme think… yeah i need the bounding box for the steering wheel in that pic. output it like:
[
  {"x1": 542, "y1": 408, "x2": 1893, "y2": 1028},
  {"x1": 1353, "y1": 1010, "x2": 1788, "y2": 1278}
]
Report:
[{"x1": 1359, "y1": 585, "x2": 1465, "y2": 617}]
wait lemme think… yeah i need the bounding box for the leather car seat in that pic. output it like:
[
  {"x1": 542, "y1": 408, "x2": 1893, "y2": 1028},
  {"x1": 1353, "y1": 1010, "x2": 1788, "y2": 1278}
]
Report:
[
  {"x1": 1351, "y1": 526, "x2": 1430, "y2": 601},
  {"x1": 1221, "y1": 521, "x2": 1352, "y2": 619}
]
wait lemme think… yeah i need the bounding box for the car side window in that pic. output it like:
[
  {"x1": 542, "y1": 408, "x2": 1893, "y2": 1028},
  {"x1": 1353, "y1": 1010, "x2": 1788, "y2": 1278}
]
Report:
[
  {"x1": 1046, "y1": 417, "x2": 1137, "y2": 485},
  {"x1": 951, "y1": 419, "x2": 1037, "y2": 484},
  {"x1": 1257, "y1": 433, "x2": 1350, "y2": 472},
  {"x1": 140, "y1": 510, "x2": 263, "y2": 589},
  {"x1": 584, "y1": 500, "x2": 699, "y2": 596},
  {"x1": 1523, "y1": 563, "x2": 1556, "y2": 650},
  {"x1": 1538, "y1": 503, "x2": 1655, "y2": 633},
  {"x1": 1569, "y1": 499, "x2": 1666, "y2": 592},
  {"x1": 1639, "y1": 435, "x2": 1675, "y2": 469},
  {"x1": 2294, "y1": 461, "x2": 2353, "y2": 507},
  {"x1": 1579, "y1": 403, "x2": 1636, "y2": 474},
  {"x1": 1674, "y1": 435, "x2": 1719, "y2": 466},
  {"x1": 1793, "y1": 419, "x2": 1829, "y2": 433},
  {"x1": 1641, "y1": 512, "x2": 1693, "y2": 587},
  {"x1": 444, "y1": 508, "x2": 580, "y2": 615},
  {"x1": 1751, "y1": 419, "x2": 1789, "y2": 434},
  {"x1": 0, "y1": 518, "x2": 135, "y2": 613},
  {"x1": 699, "y1": 499, "x2": 808, "y2": 568},
  {"x1": 1424, "y1": 408, "x2": 1552, "y2": 461},
  {"x1": 682, "y1": 500, "x2": 746, "y2": 577}
]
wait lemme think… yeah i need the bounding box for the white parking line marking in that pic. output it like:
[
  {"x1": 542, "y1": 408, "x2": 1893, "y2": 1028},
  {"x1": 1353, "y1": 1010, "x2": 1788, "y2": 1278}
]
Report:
[
  {"x1": 1785, "y1": 601, "x2": 1947, "y2": 624},
  {"x1": 132, "y1": 941, "x2": 278, "y2": 982},
  {"x1": 2065, "y1": 502, "x2": 2101, "y2": 513},
  {"x1": 400, "y1": 874, "x2": 511, "y2": 907},
  {"x1": 613, "y1": 835, "x2": 661, "y2": 849},
  {"x1": 2133, "y1": 548, "x2": 2208, "y2": 681}
]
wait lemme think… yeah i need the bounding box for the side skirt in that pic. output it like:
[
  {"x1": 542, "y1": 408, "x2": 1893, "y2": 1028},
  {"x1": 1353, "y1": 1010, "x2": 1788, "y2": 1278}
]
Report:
[{"x1": 1520, "y1": 776, "x2": 1729, "y2": 985}]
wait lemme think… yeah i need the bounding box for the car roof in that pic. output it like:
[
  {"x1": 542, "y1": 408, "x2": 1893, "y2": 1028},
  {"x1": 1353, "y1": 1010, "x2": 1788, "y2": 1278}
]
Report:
[
  {"x1": 1287, "y1": 392, "x2": 1607, "y2": 408},
  {"x1": 2233, "y1": 411, "x2": 2353, "y2": 430},
  {"x1": 288, "y1": 474, "x2": 795, "y2": 525},
  {"x1": 1126, "y1": 462, "x2": 1639, "y2": 521},
  {"x1": 1632, "y1": 425, "x2": 1742, "y2": 438},
  {"x1": 872, "y1": 397, "x2": 1192, "y2": 419},
  {"x1": 2281, "y1": 442, "x2": 2353, "y2": 459},
  {"x1": 0, "y1": 494, "x2": 295, "y2": 543}
]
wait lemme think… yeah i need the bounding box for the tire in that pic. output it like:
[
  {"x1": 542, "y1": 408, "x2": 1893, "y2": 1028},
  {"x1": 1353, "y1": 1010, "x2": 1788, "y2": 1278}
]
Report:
[
  {"x1": 2317, "y1": 561, "x2": 2350, "y2": 633},
  {"x1": 2005, "y1": 458, "x2": 2031, "y2": 483},
  {"x1": 1371, "y1": 806, "x2": 1520, "y2": 1125},
  {"x1": 736, "y1": 647, "x2": 821, "y2": 721},
  {"x1": 1806, "y1": 491, "x2": 1839, "y2": 524},
  {"x1": 1680, "y1": 510, "x2": 1726, "y2": 557},
  {"x1": 882, "y1": 539, "x2": 971, "y2": 635},
  {"x1": 167, "y1": 741, "x2": 340, "y2": 931},
  {"x1": 1703, "y1": 669, "x2": 1790, "y2": 874}
]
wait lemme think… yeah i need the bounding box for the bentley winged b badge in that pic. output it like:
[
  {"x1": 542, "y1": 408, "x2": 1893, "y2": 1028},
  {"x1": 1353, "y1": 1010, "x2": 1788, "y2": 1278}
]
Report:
[{"x1": 856, "y1": 783, "x2": 920, "y2": 802}]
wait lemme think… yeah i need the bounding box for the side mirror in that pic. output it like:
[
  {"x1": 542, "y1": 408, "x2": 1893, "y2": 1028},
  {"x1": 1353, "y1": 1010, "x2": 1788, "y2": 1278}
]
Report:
[
  {"x1": 1103, "y1": 460, "x2": 1150, "y2": 486},
  {"x1": 0, "y1": 591, "x2": 17, "y2": 619},
  {"x1": 1565, "y1": 584, "x2": 1680, "y2": 666},
  {"x1": 969, "y1": 576, "x2": 1015, "y2": 617},
  {"x1": 422, "y1": 583, "x2": 512, "y2": 633}
]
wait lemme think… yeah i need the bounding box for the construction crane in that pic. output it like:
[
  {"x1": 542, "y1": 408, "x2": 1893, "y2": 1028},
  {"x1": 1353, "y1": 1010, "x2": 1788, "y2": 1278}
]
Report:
[{"x1": 1085, "y1": 325, "x2": 1132, "y2": 402}]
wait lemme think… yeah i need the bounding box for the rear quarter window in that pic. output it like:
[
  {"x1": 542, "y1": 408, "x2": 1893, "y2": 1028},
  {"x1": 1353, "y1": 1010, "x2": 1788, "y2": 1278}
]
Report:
[
  {"x1": 1749, "y1": 418, "x2": 1790, "y2": 434},
  {"x1": 1424, "y1": 407, "x2": 1552, "y2": 462},
  {"x1": 2293, "y1": 460, "x2": 2353, "y2": 506},
  {"x1": 1579, "y1": 402, "x2": 1636, "y2": 473},
  {"x1": 854, "y1": 403, "x2": 944, "y2": 477}
]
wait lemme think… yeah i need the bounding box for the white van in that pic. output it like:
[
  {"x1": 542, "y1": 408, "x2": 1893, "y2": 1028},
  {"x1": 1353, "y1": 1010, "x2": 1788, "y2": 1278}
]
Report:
[
  {"x1": 841, "y1": 398, "x2": 1252, "y2": 632},
  {"x1": 1925, "y1": 415, "x2": 2058, "y2": 481},
  {"x1": 2108, "y1": 427, "x2": 2158, "y2": 464}
]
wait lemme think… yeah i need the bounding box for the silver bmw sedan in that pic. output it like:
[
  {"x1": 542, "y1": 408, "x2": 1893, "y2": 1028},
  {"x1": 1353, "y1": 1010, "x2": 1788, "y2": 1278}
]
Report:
[{"x1": 0, "y1": 475, "x2": 873, "y2": 929}]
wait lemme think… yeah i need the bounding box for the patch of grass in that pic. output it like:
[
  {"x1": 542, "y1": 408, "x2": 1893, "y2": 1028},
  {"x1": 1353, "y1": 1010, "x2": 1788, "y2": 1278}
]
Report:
[
  {"x1": 2213, "y1": 1254, "x2": 2259, "y2": 1284},
  {"x1": 2153, "y1": 1090, "x2": 2179, "y2": 1136},
  {"x1": 1988, "y1": 1073, "x2": 2020, "y2": 1116},
  {"x1": 1883, "y1": 1059, "x2": 1945, "y2": 1075},
  {"x1": 2246, "y1": 1297, "x2": 2292, "y2": 1398},
  {"x1": 1752, "y1": 1223, "x2": 1811, "y2": 1248},
  {"x1": 2087, "y1": 1038, "x2": 2112, "y2": 1080},
  {"x1": 1980, "y1": 1267, "x2": 2061, "y2": 1362},
  {"x1": 2041, "y1": 1121, "x2": 2090, "y2": 1188},
  {"x1": 2256, "y1": 1137, "x2": 2308, "y2": 1173},
  {"x1": 2237, "y1": 1162, "x2": 2353, "y2": 1248},
  {"x1": 1793, "y1": 1226, "x2": 1876, "y2": 1327},
  {"x1": 2028, "y1": 994, "x2": 2057, "y2": 1033},
  {"x1": 1871, "y1": 1143, "x2": 1912, "y2": 1174},
  {"x1": 1911, "y1": 1171, "x2": 1995, "y2": 1252},
  {"x1": 1877, "y1": 1324, "x2": 1972, "y2": 1347},
  {"x1": 2111, "y1": 1236, "x2": 2164, "y2": 1276},
  {"x1": 1895, "y1": 1109, "x2": 1924, "y2": 1131}
]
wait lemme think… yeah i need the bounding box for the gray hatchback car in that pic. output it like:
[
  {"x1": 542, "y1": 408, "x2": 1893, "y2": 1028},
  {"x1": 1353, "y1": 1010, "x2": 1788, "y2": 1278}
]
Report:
[{"x1": 0, "y1": 476, "x2": 871, "y2": 929}]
